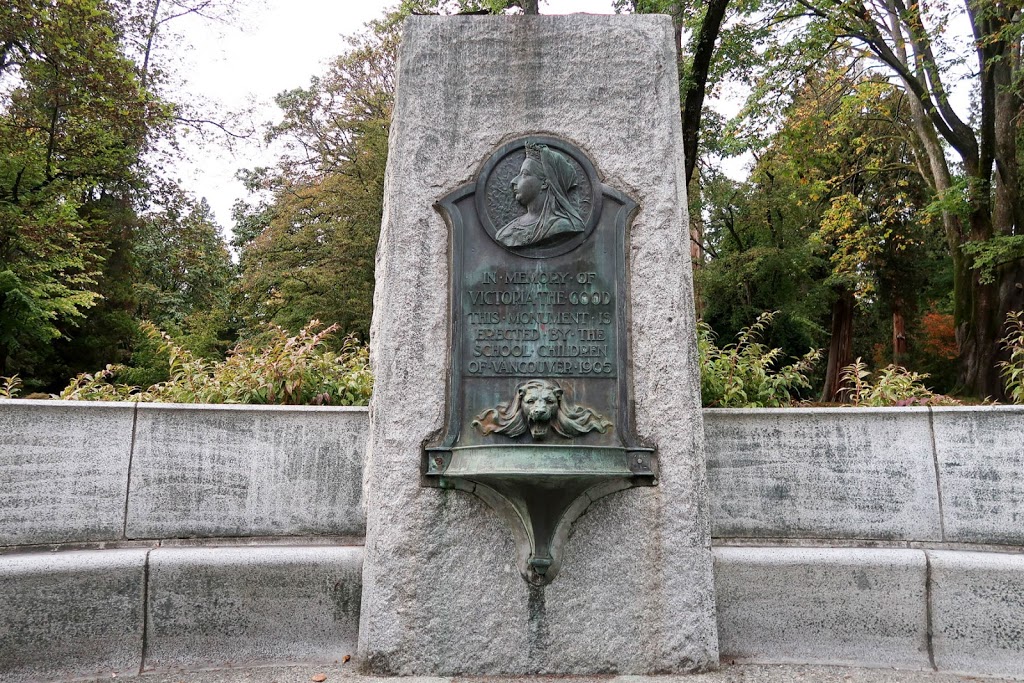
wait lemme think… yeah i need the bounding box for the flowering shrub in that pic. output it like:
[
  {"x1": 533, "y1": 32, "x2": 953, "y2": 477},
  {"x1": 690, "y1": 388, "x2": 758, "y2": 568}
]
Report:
[
  {"x1": 57, "y1": 321, "x2": 372, "y2": 406},
  {"x1": 919, "y1": 310, "x2": 958, "y2": 360},
  {"x1": 698, "y1": 311, "x2": 821, "y2": 407},
  {"x1": 999, "y1": 311, "x2": 1024, "y2": 404},
  {"x1": 838, "y1": 358, "x2": 959, "y2": 406},
  {"x1": 0, "y1": 375, "x2": 21, "y2": 399}
]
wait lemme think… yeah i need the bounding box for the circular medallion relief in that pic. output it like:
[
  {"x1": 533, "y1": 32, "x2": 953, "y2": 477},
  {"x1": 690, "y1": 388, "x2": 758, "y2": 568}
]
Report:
[{"x1": 475, "y1": 136, "x2": 602, "y2": 259}]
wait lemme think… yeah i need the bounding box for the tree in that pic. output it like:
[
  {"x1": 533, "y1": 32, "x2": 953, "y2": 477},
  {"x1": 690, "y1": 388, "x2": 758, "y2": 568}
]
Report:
[
  {"x1": 696, "y1": 58, "x2": 949, "y2": 400},
  {"x1": 233, "y1": 14, "x2": 398, "y2": 341},
  {"x1": 0, "y1": 0, "x2": 166, "y2": 380},
  {"x1": 135, "y1": 194, "x2": 234, "y2": 335},
  {"x1": 787, "y1": 0, "x2": 1024, "y2": 398},
  {"x1": 783, "y1": 70, "x2": 938, "y2": 400}
]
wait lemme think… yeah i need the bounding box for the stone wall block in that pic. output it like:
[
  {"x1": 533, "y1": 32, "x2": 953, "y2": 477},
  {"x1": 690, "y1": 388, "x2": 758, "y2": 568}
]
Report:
[
  {"x1": 714, "y1": 546, "x2": 931, "y2": 670},
  {"x1": 127, "y1": 405, "x2": 367, "y2": 539},
  {"x1": 0, "y1": 549, "x2": 147, "y2": 682},
  {"x1": 932, "y1": 406, "x2": 1024, "y2": 544},
  {"x1": 0, "y1": 400, "x2": 135, "y2": 546},
  {"x1": 705, "y1": 408, "x2": 941, "y2": 541},
  {"x1": 929, "y1": 549, "x2": 1024, "y2": 678},
  {"x1": 143, "y1": 546, "x2": 362, "y2": 671}
]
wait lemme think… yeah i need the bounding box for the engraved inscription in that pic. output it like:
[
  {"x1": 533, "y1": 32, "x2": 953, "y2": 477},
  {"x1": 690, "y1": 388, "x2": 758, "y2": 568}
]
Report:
[{"x1": 464, "y1": 268, "x2": 617, "y2": 378}]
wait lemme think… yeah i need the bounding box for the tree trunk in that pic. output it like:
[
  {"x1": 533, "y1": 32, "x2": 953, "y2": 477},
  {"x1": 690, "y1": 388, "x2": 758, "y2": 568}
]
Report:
[
  {"x1": 681, "y1": 0, "x2": 729, "y2": 187},
  {"x1": 689, "y1": 170, "x2": 705, "y2": 317},
  {"x1": 958, "y1": 282, "x2": 1002, "y2": 399},
  {"x1": 892, "y1": 298, "x2": 907, "y2": 366},
  {"x1": 820, "y1": 287, "x2": 855, "y2": 403}
]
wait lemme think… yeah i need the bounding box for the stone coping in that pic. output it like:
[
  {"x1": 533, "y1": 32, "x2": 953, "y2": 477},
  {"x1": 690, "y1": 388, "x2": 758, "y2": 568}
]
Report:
[
  {"x1": 714, "y1": 546, "x2": 1024, "y2": 679},
  {"x1": 0, "y1": 400, "x2": 368, "y2": 547},
  {"x1": 0, "y1": 398, "x2": 369, "y2": 411},
  {"x1": 82, "y1": 665, "x2": 1021, "y2": 683},
  {"x1": 0, "y1": 544, "x2": 362, "y2": 682},
  {"x1": 3, "y1": 543, "x2": 1024, "y2": 680},
  {"x1": 704, "y1": 405, "x2": 1024, "y2": 415},
  {"x1": 2, "y1": 401, "x2": 1022, "y2": 549}
]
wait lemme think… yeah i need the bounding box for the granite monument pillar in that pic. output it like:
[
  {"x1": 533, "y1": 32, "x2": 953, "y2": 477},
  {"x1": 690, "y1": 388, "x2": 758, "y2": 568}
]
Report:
[{"x1": 359, "y1": 14, "x2": 717, "y2": 674}]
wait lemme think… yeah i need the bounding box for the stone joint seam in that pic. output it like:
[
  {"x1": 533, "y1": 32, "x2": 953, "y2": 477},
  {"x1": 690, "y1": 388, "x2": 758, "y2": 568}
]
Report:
[
  {"x1": 926, "y1": 408, "x2": 947, "y2": 542},
  {"x1": 139, "y1": 547, "x2": 152, "y2": 675},
  {"x1": 924, "y1": 549, "x2": 937, "y2": 671},
  {"x1": 123, "y1": 401, "x2": 139, "y2": 540}
]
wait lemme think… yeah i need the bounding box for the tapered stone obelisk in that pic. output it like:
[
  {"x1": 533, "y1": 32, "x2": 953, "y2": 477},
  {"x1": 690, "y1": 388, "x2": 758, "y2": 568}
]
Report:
[{"x1": 359, "y1": 14, "x2": 718, "y2": 674}]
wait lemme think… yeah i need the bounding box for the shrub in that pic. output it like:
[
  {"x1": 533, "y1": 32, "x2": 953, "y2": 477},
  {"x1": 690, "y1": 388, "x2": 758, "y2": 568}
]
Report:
[
  {"x1": 919, "y1": 310, "x2": 958, "y2": 360},
  {"x1": 912, "y1": 304, "x2": 959, "y2": 393},
  {"x1": 838, "y1": 358, "x2": 959, "y2": 406},
  {"x1": 57, "y1": 321, "x2": 373, "y2": 406},
  {"x1": 0, "y1": 375, "x2": 22, "y2": 399},
  {"x1": 999, "y1": 310, "x2": 1024, "y2": 404},
  {"x1": 699, "y1": 311, "x2": 821, "y2": 407}
]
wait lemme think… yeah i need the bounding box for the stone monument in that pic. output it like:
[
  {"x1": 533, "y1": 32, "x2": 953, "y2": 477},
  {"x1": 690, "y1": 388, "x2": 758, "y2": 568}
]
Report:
[{"x1": 360, "y1": 14, "x2": 717, "y2": 674}]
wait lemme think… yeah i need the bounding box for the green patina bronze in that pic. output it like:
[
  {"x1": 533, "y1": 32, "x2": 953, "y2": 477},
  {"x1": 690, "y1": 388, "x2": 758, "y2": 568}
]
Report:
[{"x1": 426, "y1": 135, "x2": 656, "y2": 586}]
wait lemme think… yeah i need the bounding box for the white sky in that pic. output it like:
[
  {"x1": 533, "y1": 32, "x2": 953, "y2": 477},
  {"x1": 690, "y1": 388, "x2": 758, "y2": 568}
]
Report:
[
  {"x1": 168, "y1": 0, "x2": 974, "y2": 237},
  {"x1": 170, "y1": 0, "x2": 618, "y2": 235}
]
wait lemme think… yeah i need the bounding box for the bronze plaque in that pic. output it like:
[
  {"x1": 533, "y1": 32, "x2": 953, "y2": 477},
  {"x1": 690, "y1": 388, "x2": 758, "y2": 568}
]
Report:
[{"x1": 425, "y1": 135, "x2": 656, "y2": 585}]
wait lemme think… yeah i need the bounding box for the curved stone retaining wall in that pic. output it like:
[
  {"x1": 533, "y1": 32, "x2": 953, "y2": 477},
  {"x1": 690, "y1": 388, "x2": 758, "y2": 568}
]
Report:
[
  {"x1": 1, "y1": 401, "x2": 367, "y2": 546},
  {"x1": 704, "y1": 406, "x2": 1024, "y2": 545},
  {"x1": 2, "y1": 401, "x2": 1023, "y2": 680},
  {"x1": 713, "y1": 546, "x2": 1024, "y2": 679},
  {"x1": 0, "y1": 543, "x2": 362, "y2": 682}
]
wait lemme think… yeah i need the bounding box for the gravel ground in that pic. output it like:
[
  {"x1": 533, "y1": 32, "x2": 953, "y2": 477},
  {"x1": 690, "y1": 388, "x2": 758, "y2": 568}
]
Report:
[{"x1": 108, "y1": 664, "x2": 1015, "y2": 683}]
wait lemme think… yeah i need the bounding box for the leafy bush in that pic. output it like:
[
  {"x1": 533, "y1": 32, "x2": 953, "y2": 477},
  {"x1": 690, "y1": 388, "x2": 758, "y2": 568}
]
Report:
[
  {"x1": 999, "y1": 310, "x2": 1024, "y2": 404},
  {"x1": 919, "y1": 310, "x2": 958, "y2": 360},
  {"x1": 57, "y1": 321, "x2": 372, "y2": 406},
  {"x1": 838, "y1": 358, "x2": 958, "y2": 406},
  {"x1": 699, "y1": 311, "x2": 821, "y2": 407},
  {"x1": 0, "y1": 375, "x2": 22, "y2": 399}
]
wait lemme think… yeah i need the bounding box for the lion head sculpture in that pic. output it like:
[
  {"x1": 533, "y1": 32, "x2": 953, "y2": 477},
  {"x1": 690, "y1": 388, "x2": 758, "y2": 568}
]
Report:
[{"x1": 472, "y1": 378, "x2": 613, "y2": 439}]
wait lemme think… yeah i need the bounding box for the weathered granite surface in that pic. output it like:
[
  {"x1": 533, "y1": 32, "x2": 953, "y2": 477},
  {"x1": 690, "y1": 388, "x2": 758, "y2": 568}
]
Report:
[
  {"x1": 0, "y1": 400, "x2": 135, "y2": 545},
  {"x1": 0, "y1": 548, "x2": 147, "y2": 682},
  {"x1": 929, "y1": 549, "x2": 1024, "y2": 678},
  {"x1": 144, "y1": 546, "x2": 362, "y2": 672},
  {"x1": 127, "y1": 404, "x2": 366, "y2": 539},
  {"x1": 705, "y1": 408, "x2": 942, "y2": 541},
  {"x1": 359, "y1": 14, "x2": 716, "y2": 675},
  {"x1": 932, "y1": 407, "x2": 1024, "y2": 545},
  {"x1": 714, "y1": 547, "x2": 931, "y2": 670},
  {"x1": 72, "y1": 663, "x2": 1024, "y2": 683}
]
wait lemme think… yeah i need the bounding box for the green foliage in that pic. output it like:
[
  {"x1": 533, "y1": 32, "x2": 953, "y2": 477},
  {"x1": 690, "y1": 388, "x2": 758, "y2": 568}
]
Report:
[
  {"x1": 699, "y1": 311, "x2": 821, "y2": 407},
  {"x1": 998, "y1": 311, "x2": 1024, "y2": 405},
  {"x1": 0, "y1": 375, "x2": 22, "y2": 399},
  {"x1": 962, "y1": 237, "x2": 1024, "y2": 285},
  {"x1": 700, "y1": 60, "x2": 948, "y2": 392},
  {"x1": 232, "y1": 15, "x2": 397, "y2": 342},
  {"x1": 134, "y1": 195, "x2": 234, "y2": 329},
  {"x1": 0, "y1": 0, "x2": 164, "y2": 376},
  {"x1": 58, "y1": 321, "x2": 372, "y2": 406},
  {"x1": 838, "y1": 359, "x2": 958, "y2": 407},
  {"x1": 768, "y1": 0, "x2": 1024, "y2": 397}
]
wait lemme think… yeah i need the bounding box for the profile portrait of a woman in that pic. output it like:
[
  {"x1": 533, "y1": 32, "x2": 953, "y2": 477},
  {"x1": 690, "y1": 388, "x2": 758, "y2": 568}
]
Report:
[{"x1": 495, "y1": 143, "x2": 585, "y2": 248}]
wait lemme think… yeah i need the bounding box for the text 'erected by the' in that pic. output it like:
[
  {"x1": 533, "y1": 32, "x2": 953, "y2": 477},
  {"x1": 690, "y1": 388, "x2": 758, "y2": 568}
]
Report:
[{"x1": 464, "y1": 269, "x2": 617, "y2": 378}]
